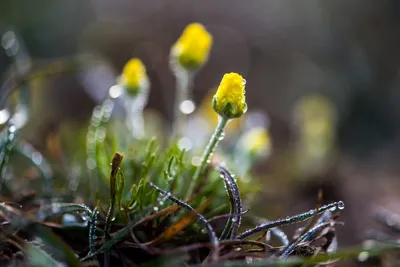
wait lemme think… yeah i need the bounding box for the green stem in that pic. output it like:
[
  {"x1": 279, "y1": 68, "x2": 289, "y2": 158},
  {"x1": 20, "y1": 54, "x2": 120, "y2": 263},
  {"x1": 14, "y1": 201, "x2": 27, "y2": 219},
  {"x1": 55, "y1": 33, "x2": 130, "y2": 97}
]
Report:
[
  {"x1": 129, "y1": 109, "x2": 144, "y2": 138},
  {"x1": 124, "y1": 91, "x2": 148, "y2": 139},
  {"x1": 173, "y1": 70, "x2": 194, "y2": 137},
  {"x1": 187, "y1": 116, "x2": 228, "y2": 197}
]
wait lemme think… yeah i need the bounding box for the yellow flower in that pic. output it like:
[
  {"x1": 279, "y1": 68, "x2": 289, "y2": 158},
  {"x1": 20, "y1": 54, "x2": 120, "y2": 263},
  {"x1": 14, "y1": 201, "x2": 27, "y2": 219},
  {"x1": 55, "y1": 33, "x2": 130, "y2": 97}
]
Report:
[
  {"x1": 294, "y1": 94, "x2": 336, "y2": 140},
  {"x1": 213, "y1": 73, "x2": 247, "y2": 118},
  {"x1": 197, "y1": 89, "x2": 243, "y2": 133},
  {"x1": 293, "y1": 94, "x2": 337, "y2": 175},
  {"x1": 242, "y1": 127, "x2": 271, "y2": 156},
  {"x1": 172, "y1": 23, "x2": 213, "y2": 70},
  {"x1": 119, "y1": 58, "x2": 148, "y2": 96}
]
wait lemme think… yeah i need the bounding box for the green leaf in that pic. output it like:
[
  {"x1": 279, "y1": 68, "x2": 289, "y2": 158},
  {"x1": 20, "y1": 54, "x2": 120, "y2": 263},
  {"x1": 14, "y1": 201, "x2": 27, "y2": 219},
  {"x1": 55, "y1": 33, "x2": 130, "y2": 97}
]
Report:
[{"x1": 26, "y1": 242, "x2": 62, "y2": 267}]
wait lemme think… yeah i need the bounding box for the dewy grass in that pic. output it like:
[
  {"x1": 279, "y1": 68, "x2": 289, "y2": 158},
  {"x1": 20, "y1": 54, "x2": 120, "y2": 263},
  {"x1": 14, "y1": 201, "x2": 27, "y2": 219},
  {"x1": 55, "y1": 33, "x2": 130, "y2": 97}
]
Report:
[{"x1": 0, "y1": 24, "x2": 386, "y2": 267}]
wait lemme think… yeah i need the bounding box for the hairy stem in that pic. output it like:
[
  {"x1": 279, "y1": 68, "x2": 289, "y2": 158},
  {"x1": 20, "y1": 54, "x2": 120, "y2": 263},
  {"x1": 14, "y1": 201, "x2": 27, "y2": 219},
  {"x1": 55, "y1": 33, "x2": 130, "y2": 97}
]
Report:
[
  {"x1": 173, "y1": 70, "x2": 194, "y2": 137},
  {"x1": 187, "y1": 116, "x2": 228, "y2": 197}
]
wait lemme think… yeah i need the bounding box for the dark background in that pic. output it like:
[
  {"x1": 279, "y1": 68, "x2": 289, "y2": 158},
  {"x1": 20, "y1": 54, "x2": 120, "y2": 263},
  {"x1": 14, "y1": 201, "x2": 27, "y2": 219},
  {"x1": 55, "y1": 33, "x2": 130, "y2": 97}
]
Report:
[{"x1": 2, "y1": 0, "x2": 400, "y2": 248}]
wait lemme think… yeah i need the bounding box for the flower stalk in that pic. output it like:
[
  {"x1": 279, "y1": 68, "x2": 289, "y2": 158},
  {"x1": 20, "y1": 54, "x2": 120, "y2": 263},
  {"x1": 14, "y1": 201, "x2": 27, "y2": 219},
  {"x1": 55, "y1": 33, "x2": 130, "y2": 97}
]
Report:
[
  {"x1": 188, "y1": 116, "x2": 228, "y2": 195},
  {"x1": 118, "y1": 58, "x2": 150, "y2": 139},
  {"x1": 170, "y1": 23, "x2": 213, "y2": 137},
  {"x1": 172, "y1": 70, "x2": 194, "y2": 137},
  {"x1": 123, "y1": 91, "x2": 148, "y2": 139},
  {"x1": 234, "y1": 126, "x2": 272, "y2": 176},
  {"x1": 187, "y1": 72, "x2": 247, "y2": 197}
]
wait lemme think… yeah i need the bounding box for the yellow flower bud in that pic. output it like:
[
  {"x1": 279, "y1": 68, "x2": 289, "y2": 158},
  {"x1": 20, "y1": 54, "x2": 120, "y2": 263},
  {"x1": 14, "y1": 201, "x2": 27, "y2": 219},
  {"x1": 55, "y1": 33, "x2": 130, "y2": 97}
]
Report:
[
  {"x1": 197, "y1": 89, "x2": 243, "y2": 133},
  {"x1": 172, "y1": 23, "x2": 213, "y2": 71},
  {"x1": 294, "y1": 94, "x2": 336, "y2": 140},
  {"x1": 293, "y1": 94, "x2": 337, "y2": 176},
  {"x1": 119, "y1": 58, "x2": 148, "y2": 96},
  {"x1": 213, "y1": 73, "x2": 247, "y2": 119},
  {"x1": 241, "y1": 127, "x2": 271, "y2": 156}
]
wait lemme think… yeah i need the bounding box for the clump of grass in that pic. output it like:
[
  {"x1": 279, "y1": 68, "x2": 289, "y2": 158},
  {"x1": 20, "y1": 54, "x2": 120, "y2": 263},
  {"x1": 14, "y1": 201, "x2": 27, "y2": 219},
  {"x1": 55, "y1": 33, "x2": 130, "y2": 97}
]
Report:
[{"x1": 0, "y1": 25, "x2": 374, "y2": 267}]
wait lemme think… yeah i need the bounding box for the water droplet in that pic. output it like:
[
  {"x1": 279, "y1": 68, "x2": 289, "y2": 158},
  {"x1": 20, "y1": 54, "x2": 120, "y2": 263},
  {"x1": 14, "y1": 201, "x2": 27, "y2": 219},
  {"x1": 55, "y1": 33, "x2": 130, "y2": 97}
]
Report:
[
  {"x1": 242, "y1": 79, "x2": 247, "y2": 86},
  {"x1": 265, "y1": 230, "x2": 271, "y2": 243},
  {"x1": 9, "y1": 125, "x2": 16, "y2": 133},
  {"x1": 62, "y1": 214, "x2": 77, "y2": 225},
  {"x1": 191, "y1": 156, "x2": 201, "y2": 166},
  {"x1": 81, "y1": 216, "x2": 88, "y2": 222},
  {"x1": 87, "y1": 159, "x2": 96, "y2": 170},
  {"x1": 179, "y1": 100, "x2": 196, "y2": 115},
  {"x1": 102, "y1": 99, "x2": 114, "y2": 113},
  {"x1": 337, "y1": 201, "x2": 345, "y2": 210},
  {"x1": 31, "y1": 152, "x2": 43, "y2": 165},
  {"x1": 93, "y1": 106, "x2": 103, "y2": 117},
  {"x1": 97, "y1": 128, "x2": 106, "y2": 141},
  {"x1": 358, "y1": 251, "x2": 369, "y2": 262},
  {"x1": 51, "y1": 204, "x2": 61, "y2": 214},
  {"x1": 11, "y1": 108, "x2": 28, "y2": 130},
  {"x1": 245, "y1": 256, "x2": 253, "y2": 264},
  {"x1": 109, "y1": 85, "x2": 123, "y2": 99},
  {"x1": 1, "y1": 31, "x2": 18, "y2": 56},
  {"x1": 86, "y1": 159, "x2": 96, "y2": 170},
  {"x1": 178, "y1": 137, "x2": 193, "y2": 151},
  {"x1": 0, "y1": 109, "x2": 10, "y2": 125},
  {"x1": 91, "y1": 119, "x2": 101, "y2": 128}
]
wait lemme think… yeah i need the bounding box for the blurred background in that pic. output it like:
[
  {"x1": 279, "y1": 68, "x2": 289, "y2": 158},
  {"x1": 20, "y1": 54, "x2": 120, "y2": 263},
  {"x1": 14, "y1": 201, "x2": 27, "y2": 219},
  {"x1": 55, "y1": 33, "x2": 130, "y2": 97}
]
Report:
[{"x1": 2, "y1": 0, "x2": 400, "y2": 249}]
